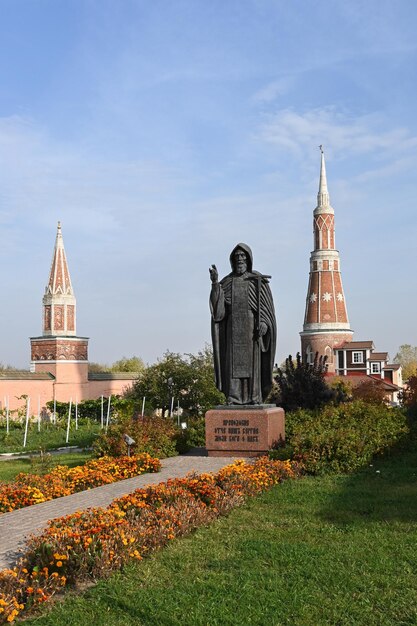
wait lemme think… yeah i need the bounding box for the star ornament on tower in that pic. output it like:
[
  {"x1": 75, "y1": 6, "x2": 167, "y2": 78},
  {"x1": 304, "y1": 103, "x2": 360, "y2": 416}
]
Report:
[
  {"x1": 309, "y1": 293, "x2": 317, "y2": 303},
  {"x1": 322, "y1": 292, "x2": 332, "y2": 302}
]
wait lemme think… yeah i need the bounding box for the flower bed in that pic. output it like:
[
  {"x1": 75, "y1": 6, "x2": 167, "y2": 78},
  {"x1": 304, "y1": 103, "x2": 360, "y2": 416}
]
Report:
[
  {"x1": 0, "y1": 454, "x2": 161, "y2": 514},
  {"x1": 0, "y1": 457, "x2": 300, "y2": 623}
]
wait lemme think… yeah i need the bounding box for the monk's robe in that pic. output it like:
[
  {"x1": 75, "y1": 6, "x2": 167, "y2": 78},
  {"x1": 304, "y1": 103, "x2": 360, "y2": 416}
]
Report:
[{"x1": 210, "y1": 243, "x2": 276, "y2": 405}]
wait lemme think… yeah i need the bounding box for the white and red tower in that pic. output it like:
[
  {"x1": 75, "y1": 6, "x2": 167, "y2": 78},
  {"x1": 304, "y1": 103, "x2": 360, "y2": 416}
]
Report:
[
  {"x1": 300, "y1": 148, "x2": 353, "y2": 372},
  {"x1": 30, "y1": 222, "x2": 89, "y2": 395}
]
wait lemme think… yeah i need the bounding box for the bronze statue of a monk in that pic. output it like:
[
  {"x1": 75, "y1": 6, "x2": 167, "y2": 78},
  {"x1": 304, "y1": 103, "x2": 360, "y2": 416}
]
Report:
[{"x1": 209, "y1": 243, "x2": 276, "y2": 405}]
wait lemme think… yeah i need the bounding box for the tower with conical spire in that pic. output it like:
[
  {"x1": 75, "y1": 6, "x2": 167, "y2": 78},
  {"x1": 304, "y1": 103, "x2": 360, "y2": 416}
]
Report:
[
  {"x1": 30, "y1": 223, "x2": 89, "y2": 386},
  {"x1": 300, "y1": 148, "x2": 353, "y2": 371},
  {"x1": 43, "y1": 221, "x2": 76, "y2": 336},
  {"x1": 0, "y1": 221, "x2": 143, "y2": 409}
]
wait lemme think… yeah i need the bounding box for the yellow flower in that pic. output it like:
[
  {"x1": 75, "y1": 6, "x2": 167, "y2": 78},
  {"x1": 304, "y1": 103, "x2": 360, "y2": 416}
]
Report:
[{"x1": 7, "y1": 609, "x2": 19, "y2": 622}]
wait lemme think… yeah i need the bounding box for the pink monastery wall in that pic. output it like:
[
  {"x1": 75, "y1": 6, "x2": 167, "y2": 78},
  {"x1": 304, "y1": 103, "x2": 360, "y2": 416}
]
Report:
[
  {"x1": 87, "y1": 379, "x2": 136, "y2": 399},
  {"x1": 0, "y1": 377, "x2": 136, "y2": 414},
  {"x1": 0, "y1": 379, "x2": 54, "y2": 413}
]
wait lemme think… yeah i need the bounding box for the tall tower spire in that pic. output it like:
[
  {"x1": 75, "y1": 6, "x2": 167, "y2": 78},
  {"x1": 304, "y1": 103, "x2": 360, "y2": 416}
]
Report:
[
  {"x1": 31, "y1": 222, "x2": 88, "y2": 373},
  {"x1": 317, "y1": 145, "x2": 331, "y2": 210},
  {"x1": 300, "y1": 148, "x2": 353, "y2": 371},
  {"x1": 43, "y1": 222, "x2": 76, "y2": 336}
]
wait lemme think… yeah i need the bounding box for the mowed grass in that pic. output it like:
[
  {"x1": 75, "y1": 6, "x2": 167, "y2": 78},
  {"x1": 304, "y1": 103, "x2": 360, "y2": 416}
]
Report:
[
  {"x1": 0, "y1": 451, "x2": 94, "y2": 482},
  {"x1": 25, "y1": 447, "x2": 417, "y2": 626},
  {"x1": 0, "y1": 420, "x2": 101, "y2": 453}
]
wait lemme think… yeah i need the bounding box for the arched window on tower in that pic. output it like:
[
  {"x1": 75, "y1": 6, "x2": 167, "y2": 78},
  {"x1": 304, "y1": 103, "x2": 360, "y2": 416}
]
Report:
[
  {"x1": 306, "y1": 345, "x2": 314, "y2": 365},
  {"x1": 325, "y1": 345, "x2": 333, "y2": 364}
]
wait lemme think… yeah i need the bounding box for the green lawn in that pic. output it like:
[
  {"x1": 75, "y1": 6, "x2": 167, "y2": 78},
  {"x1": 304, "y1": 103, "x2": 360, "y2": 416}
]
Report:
[
  {"x1": 24, "y1": 447, "x2": 417, "y2": 626},
  {"x1": 0, "y1": 420, "x2": 101, "y2": 453},
  {"x1": 0, "y1": 451, "x2": 94, "y2": 482}
]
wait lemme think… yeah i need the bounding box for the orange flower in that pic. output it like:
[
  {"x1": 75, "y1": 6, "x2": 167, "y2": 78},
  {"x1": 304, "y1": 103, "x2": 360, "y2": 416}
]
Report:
[{"x1": 0, "y1": 455, "x2": 299, "y2": 624}]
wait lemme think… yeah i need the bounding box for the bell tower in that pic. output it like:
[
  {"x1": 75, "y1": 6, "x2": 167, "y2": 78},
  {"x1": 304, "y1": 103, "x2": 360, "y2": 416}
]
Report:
[
  {"x1": 42, "y1": 221, "x2": 77, "y2": 336},
  {"x1": 30, "y1": 222, "x2": 89, "y2": 392},
  {"x1": 300, "y1": 148, "x2": 353, "y2": 371}
]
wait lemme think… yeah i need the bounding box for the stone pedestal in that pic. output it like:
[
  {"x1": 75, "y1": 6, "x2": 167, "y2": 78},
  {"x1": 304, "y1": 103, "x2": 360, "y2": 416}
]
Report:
[{"x1": 205, "y1": 405, "x2": 285, "y2": 457}]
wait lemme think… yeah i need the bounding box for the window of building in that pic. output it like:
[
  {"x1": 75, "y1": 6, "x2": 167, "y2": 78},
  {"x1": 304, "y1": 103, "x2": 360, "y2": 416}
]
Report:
[
  {"x1": 325, "y1": 346, "x2": 333, "y2": 364},
  {"x1": 384, "y1": 369, "x2": 393, "y2": 382},
  {"x1": 306, "y1": 345, "x2": 314, "y2": 365},
  {"x1": 371, "y1": 362, "x2": 381, "y2": 374},
  {"x1": 352, "y1": 351, "x2": 363, "y2": 364}
]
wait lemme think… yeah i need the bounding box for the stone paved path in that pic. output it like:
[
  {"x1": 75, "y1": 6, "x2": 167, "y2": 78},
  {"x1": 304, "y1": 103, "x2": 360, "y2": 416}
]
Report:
[{"x1": 0, "y1": 454, "x2": 243, "y2": 569}]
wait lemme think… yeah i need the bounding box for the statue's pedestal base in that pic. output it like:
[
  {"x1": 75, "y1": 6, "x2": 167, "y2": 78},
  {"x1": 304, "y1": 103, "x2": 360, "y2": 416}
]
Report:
[{"x1": 205, "y1": 406, "x2": 285, "y2": 457}]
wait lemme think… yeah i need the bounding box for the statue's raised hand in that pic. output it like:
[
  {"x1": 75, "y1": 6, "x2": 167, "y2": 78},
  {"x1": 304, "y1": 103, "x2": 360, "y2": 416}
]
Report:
[{"x1": 209, "y1": 264, "x2": 218, "y2": 284}]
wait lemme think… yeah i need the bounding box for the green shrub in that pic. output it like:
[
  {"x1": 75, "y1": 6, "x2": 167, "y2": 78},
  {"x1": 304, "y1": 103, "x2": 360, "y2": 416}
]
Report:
[
  {"x1": 93, "y1": 416, "x2": 179, "y2": 459},
  {"x1": 350, "y1": 379, "x2": 387, "y2": 405},
  {"x1": 268, "y1": 445, "x2": 294, "y2": 461},
  {"x1": 126, "y1": 348, "x2": 224, "y2": 416},
  {"x1": 46, "y1": 397, "x2": 135, "y2": 422},
  {"x1": 176, "y1": 417, "x2": 206, "y2": 453},
  {"x1": 399, "y1": 375, "x2": 417, "y2": 424},
  {"x1": 274, "y1": 352, "x2": 337, "y2": 412},
  {"x1": 276, "y1": 401, "x2": 409, "y2": 475}
]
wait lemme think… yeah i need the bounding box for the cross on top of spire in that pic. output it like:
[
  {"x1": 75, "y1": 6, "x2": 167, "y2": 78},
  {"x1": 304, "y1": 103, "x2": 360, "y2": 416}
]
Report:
[{"x1": 315, "y1": 145, "x2": 333, "y2": 215}]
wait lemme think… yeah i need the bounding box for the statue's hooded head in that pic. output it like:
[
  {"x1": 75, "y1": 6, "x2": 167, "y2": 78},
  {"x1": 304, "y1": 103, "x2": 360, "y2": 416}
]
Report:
[{"x1": 229, "y1": 243, "x2": 253, "y2": 275}]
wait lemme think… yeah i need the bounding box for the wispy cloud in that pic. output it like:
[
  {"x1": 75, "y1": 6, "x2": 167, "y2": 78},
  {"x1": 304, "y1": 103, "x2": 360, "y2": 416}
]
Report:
[
  {"x1": 258, "y1": 107, "x2": 417, "y2": 162},
  {"x1": 354, "y1": 155, "x2": 417, "y2": 183},
  {"x1": 0, "y1": 115, "x2": 189, "y2": 238},
  {"x1": 252, "y1": 77, "x2": 294, "y2": 103}
]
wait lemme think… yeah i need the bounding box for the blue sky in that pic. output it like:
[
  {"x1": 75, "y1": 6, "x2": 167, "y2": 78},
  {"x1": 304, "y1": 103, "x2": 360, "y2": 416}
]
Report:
[{"x1": 0, "y1": 0, "x2": 416, "y2": 367}]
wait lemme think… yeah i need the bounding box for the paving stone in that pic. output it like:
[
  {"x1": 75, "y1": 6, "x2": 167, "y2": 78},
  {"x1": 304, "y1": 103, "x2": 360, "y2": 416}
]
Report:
[{"x1": 0, "y1": 454, "x2": 244, "y2": 569}]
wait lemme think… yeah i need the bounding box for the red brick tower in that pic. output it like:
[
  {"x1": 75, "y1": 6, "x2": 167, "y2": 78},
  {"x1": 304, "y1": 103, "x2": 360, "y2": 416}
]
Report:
[
  {"x1": 300, "y1": 148, "x2": 353, "y2": 371},
  {"x1": 30, "y1": 223, "x2": 89, "y2": 391}
]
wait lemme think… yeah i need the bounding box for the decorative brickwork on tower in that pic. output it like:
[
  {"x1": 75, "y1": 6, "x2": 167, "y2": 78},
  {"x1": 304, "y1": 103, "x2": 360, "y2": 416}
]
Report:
[
  {"x1": 31, "y1": 337, "x2": 88, "y2": 362},
  {"x1": 43, "y1": 221, "x2": 76, "y2": 336},
  {"x1": 300, "y1": 148, "x2": 353, "y2": 372},
  {"x1": 30, "y1": 222, "x2": 89, "y2": 381}
]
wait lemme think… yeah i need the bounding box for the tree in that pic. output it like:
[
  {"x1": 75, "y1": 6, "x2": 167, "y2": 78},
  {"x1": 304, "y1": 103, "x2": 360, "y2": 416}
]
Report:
[
  {"x1": 88, "y1": 362, "x2": 111, "y2": 372},
  {"x1": 88, "y1": 356, "x2": 145, "y2": 373},
  {"x1": 393, "y1": 345, "x2": 417, "y2": 381},
  {"x1": 126, "y1": 347, "x2": 224, "y2": 416},
  {"x1": 46, "y1": 396, "x2": 134, "y2": 421},
  {"x1": 111, "y1": 356, "x2": 145, "y2": 373},
  {"x1": 0, "y1": 363, "x2": 27, "y2": 372},
  {"x1": 399, "y1": 375, "x2": 417, "y2": 412},
  {"x1": 350, "y1": 378, "x2": 387, "y2": 405},
  {"x1": 398, "y1": 375, "x2": 417, "y2": 433},
  {"x1": 274, "y1": 352, "x2": 335, "y2": 412},
  {"x1": 182, "y1": 347, "x2": 225, "y2": 414}
]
